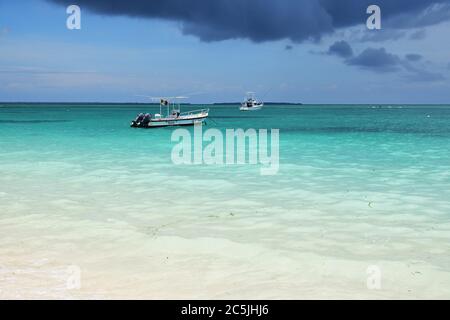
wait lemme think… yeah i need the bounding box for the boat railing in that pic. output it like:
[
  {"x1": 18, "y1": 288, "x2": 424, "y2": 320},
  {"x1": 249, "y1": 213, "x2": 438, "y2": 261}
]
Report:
[{"x1": 179, "y1": 108, "x2": 209, "y2": 116}]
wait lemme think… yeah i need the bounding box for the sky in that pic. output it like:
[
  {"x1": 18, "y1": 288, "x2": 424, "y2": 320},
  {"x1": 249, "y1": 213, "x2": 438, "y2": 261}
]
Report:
[{"x1": 0, "y1": 0, "x2": 449, "y2": 104}]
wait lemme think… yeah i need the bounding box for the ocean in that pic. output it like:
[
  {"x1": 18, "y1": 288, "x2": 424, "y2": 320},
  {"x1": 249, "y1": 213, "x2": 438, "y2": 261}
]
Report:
[{"x1": 1, "y1": 104, "x2": 449, "y2": 298}]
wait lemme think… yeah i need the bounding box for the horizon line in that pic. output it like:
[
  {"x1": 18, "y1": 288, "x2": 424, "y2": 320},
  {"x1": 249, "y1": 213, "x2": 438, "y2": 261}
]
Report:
[{"x1": 1, "y1": 102, "x2": 450, "y2": 106}]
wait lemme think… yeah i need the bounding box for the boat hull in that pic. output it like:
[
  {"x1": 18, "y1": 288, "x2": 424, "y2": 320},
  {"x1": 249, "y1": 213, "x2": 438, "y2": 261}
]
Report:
[
  {"x1": 131, "y1": 113, "x2": 208, "y2": 128},
  {"x1": 239, "y1": 104, "x2": 263, "y2": 111},
  {"x1": 131, "y1": 107, "x2": 209, "y2": 129},
  {"x1": 148, "y1": 117, "x2": 207, "y2": 128}
]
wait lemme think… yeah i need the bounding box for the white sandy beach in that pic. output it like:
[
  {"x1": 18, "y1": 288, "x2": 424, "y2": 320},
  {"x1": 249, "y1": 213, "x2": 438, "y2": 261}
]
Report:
[{"x1": 1, "y1": 168, "x2": 450, "y2": 299}]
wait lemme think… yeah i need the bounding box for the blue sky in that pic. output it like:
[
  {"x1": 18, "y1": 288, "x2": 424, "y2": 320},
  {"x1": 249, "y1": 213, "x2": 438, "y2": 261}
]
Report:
[{"x1": 0, "y1": 0, "x2": 449, "y2": 103}]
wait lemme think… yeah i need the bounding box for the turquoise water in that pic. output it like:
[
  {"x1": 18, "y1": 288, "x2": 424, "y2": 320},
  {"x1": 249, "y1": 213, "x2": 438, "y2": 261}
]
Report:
[{"x1": 1, "y1": 104, "x2": 450, "y2": 298}]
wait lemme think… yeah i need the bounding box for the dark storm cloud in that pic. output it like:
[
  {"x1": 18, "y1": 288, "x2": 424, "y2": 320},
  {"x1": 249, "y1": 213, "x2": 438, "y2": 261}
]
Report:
[
  {"x1": 385, "y1": 2, "x2": 450, "y2": 29},
  {"x1": 346, "y1": 47, "x2": 401, "y2": 72},
  {"x1": 405, "y1": 54, "x2": 423, "y2": 62},
  {"x1": 402, "y1": 63, "x2": 446, "y2": 82},
  {"x1": 47, "y1": 0, "x2": 450, "y2": 43},
  {"x1": 337, "y1": 46, "x2": 445, "y2": 81},
  {"x1": 327, "y1": 40, "x2": 353, "y2": 58}
]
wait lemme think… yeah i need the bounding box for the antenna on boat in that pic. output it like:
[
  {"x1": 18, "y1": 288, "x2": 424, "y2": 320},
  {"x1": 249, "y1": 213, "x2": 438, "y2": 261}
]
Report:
[{"x1": 138, "y1": 95, "x2": 190, "y2": 117}]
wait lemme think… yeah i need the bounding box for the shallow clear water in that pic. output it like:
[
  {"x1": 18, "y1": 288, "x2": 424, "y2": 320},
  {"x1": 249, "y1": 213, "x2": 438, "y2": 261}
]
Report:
[{"x1": 1, "y1": 104, "x2": 450, "y2": 298}]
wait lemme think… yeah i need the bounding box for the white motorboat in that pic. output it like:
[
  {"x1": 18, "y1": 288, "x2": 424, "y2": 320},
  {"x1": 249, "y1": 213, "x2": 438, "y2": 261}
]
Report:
[
  {"x1": 131, "y1": 97, "x2": 209, "y2": 128},
  {"x1": 240, "y1": 92, "x2": 263, "y2": 111}
]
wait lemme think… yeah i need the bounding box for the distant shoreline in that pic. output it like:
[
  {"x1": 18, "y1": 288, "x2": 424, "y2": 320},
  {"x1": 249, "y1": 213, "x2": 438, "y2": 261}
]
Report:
[
  {"x1": 1, "y1": 102, "x2": 449, "y2": 106},
  {"x1": 0, "y1": 102, "x2": 302, "y2": 105},
  {"x1": 213, "y1": 102, "x2": 302, "y2": 105}
]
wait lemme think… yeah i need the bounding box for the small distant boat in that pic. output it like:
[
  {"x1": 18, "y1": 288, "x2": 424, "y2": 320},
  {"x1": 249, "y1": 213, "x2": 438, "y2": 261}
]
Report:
[
  {"x1": 131, "y1": 97, "x2": 209, "y2": 128},
  {"x1": 239, "y1": 92, "x2": 263, "y2": 111}
]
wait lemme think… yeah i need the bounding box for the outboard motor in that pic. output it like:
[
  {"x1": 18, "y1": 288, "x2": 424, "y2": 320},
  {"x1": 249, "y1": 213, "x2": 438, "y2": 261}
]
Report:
[
  {"x1": 130, "y1": 113, "x2": 145, "y2": 127},
  {"x1": 141, "y1": 113, "x2": 151, "y2": 127}
]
